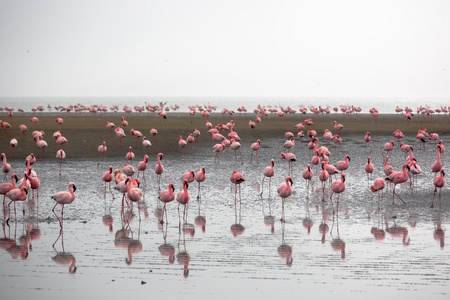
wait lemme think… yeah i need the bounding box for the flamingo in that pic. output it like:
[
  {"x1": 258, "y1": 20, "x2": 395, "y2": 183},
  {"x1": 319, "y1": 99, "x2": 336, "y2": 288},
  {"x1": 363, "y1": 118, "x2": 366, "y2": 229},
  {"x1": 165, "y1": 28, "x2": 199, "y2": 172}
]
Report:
[
  {"x1": 382, "y1": 140, "x2": 394, "y2": 157},
  {"x1": 0, "y1": 173, "x2": 18, "y2": 206},
  {"x1": 126, "y1": 177, "x2": 142, "y2": 204},
  {"x1": 260, "y1": 159, "x2": 275, "y2": 197},
  {"x1": 114, "y1": 169, "x2": 126, "y2": 185},
  {"x1": 136, "y1": 155, "x2": 149, "y2": 179},
  {"x1": 330, "y1": 173, "x2": 346, "y2": 213},
  {"x1": 318, "y1": 161, "x2": 329, "y2": 200},
  {"x1": 335, "y1": 155, "x2": 350, "y2": 171},
  {"x1": 9, "y1": 138, "x2": 18, "y2": 160},
  {"x1": 114, "y1": 127, "x2": 126, "y2": 148},
  {"x1": 370, "y1": 178, "x2": 386, "y2": 203},
  {"x1": 230, "y1": 170, "x2": 245, "y2": 205},
  {"x1": 106, "y1": 122, "x2": 115, "y2": 135},
  {"x1": 333, "y1": 120, "x2": 343, "y2": 134},
  {"x1": 230, "y1": 139, "x2": 242, "y2": 163},
  {"x1": 281, "y1": 152, "x2": 296, "y2": 176},
  {"x1": 51, "y1": 182, "x2": 76, "y2": 228},
  {"x1": 302, "y1": 164, "x2": 313, "y2": 188},
  {"x1": 250, "y1": 139, "x2": 260, "y2": 163},
  {"x1": 126, "y1": 146, "x2": 135, "y2": 162},
  {"x1": 180, "y1": 170, "x2": 195, "y2": 183},
  {"x1": 212, "y1": 142, "x2": 225, "y2": 162},
  {"x1": 431, "y1": 144, "x2": 443, "y2": 174},
  {"x1": 27, "y1": 171, "x2": 40, "y2": 199},
  {"x1": 102, "y1": 166, "x2": 114, "y2": 189},
  {"x1": 383, "y1": 155, "x2": 394, "y2": 176},
  {"x1": 177, "y1": 179, "x2": 191, "y2": 226},
  {"x1": 150, "y1": 128, "x2": 158, "y2": 146},
  {"x1": 284, "y1": 139, "x2": 295, "y2": 153},
  {"x1": 431, "y1": 169, "x2": 445, "y2": 208},
  {"x1": 364, "y1": 132, "x2": 371, "y2": 148},
  {"x1": 6, "y1": 186, "x2": 28, "y2": 221},
  {"x1": 158, "y1": 183, "x2": 176, "y2": 224},
  {"x1": 277, "y1": 176, "x2": 293, "y2": 222},
  {"x1": 142, "y1": 137, "x2": 152, "y2": 154},
  {"x1": 154, "y1": 153, "x2": 164, "y2": 190},
  {"x1": 385, "y1": 164, "x2": 410, "y2": 204},
  {"x1": 121, "y1": 116, "x2": 128, "y2": 127},
  {"x1": 56, "y1": 149, "x2": 66, "y2": 176},
  {"x1": 365, "y1": 156, "x2": 374, "y2": 181},
  {"x1": 97, "y1": 141, "x2": 107, "y2": 166},
  {"x1": 34, "y1": 135, "x2": 48, "y2": 159},
  {"x1": 194, "y1": 166, "x2": 206, "y2": 199},
  {"x1": 178, "y1": 135, "x2": 187, "y2": 158},
  {"x1": 1, "y1": 153, "x2": 11, "y2": 180},
  {"x1": 123, "y1": 163, "x2": 135, "y2": 177}
]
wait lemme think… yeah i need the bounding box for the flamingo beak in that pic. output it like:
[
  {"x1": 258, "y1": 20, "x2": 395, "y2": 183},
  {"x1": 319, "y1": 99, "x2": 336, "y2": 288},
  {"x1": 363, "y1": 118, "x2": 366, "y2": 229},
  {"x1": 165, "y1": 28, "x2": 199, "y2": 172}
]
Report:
[{"x1": 73, "y1": 185, "x2": 77, "y2": 192}]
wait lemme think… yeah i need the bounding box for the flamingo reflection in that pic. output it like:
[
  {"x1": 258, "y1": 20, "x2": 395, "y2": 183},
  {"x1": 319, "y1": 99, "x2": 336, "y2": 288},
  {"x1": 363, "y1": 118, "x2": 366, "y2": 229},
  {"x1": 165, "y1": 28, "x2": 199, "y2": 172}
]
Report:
[
  {"x1": 177, "y1": 228, "x2": 191, "y2": 278},
  {"x1": 195, "y1": 197, "x2": 206, "y2": 233},
  {"x1": 385, "y1": 216, "x2": 410, "y2": 246},
  {"x1": 433, "y1": 215, "x2": 445, "y2": 248},
  {"x1": 52, "y1": 230, "x2": 76, "y2": 273},
  {"x1": 158, "y1": 222, "x2": 175, "y2": 264},
  {"x1": 330, "y1": 202, "x2": 346, "y2": 260},
  {"x1": 261, "y1": 198, "x2": 275, "y2": 234},
  {"x1": 277, "y1": 221, "x2": 293, "y2": 267}
]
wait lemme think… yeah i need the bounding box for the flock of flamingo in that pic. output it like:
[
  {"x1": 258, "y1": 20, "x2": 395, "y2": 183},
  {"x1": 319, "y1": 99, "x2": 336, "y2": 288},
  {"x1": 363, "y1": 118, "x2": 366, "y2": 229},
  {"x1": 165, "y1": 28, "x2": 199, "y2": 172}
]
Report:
[{"x1": 0, "y1": 102, "x2": 447, "y2": 229}]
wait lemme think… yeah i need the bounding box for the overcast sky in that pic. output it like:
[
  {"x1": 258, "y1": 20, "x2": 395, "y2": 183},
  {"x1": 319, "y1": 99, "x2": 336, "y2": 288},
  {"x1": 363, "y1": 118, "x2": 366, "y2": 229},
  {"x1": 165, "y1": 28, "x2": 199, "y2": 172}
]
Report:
[{"x1": 1, "y1": 0, "x2": 449, "y2": 98}]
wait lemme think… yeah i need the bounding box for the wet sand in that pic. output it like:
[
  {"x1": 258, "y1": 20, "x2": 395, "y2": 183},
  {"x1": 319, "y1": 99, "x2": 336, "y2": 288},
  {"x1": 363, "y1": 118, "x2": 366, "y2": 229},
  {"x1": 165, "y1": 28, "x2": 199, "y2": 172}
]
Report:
[{"x1": 1, "y1": 112, "x2": 449, "y2": 159}]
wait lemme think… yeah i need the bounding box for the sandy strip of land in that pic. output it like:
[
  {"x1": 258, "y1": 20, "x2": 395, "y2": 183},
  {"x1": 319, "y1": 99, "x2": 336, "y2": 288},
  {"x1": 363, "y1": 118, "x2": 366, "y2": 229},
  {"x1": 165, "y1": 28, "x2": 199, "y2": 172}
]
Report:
[{"x1": 0, "y1": 112, "x2": 449, "y2": 159}]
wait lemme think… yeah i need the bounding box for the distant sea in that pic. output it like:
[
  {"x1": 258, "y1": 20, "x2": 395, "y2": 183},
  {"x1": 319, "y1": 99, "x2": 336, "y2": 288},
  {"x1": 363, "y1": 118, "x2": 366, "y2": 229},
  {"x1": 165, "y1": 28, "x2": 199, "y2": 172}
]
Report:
[{"x1": 0, "y1": 96, "x2": 449, "y2": 114}]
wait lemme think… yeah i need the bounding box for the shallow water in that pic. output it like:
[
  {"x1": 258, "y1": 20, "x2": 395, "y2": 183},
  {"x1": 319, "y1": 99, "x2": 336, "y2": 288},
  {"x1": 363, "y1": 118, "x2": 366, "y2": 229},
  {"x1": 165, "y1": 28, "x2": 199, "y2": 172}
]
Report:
[{"x1": 1, "y1": 132, "x2": 449, "y2": 299}]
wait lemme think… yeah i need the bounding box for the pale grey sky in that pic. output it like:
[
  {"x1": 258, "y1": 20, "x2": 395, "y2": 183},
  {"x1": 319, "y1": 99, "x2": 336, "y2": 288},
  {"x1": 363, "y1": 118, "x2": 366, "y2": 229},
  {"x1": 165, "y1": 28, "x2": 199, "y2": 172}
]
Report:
[{"x1": 1, "y1": 0, "x2": 449, "y2": 98}]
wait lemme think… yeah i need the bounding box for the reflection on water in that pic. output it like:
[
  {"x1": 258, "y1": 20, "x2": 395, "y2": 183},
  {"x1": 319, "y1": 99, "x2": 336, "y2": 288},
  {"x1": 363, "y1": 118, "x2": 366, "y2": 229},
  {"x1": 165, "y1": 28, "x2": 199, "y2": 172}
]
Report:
[{"x1": 1, "y1": 131, "x2": 450, "y2": 299}]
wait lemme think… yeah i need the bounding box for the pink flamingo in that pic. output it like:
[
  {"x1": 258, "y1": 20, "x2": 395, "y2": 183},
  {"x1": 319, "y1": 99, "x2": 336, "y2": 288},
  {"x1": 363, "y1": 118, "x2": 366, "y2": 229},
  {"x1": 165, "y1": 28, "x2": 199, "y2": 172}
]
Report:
[
  {"x1": 382, "y1": 140, "x2": 394, "y2": 157},
  {"x1": 333, "y1": 120, "x2": 343, "y2": 134},
  {"x1": 19, "y1": 124, "x2": 28, "y2": 138},
  {"x1": 383, "y1": 155, "x2": 394, "y2": 176},
  {"x1": 1, "y1": 173, "x2": 18, "y2": 206},
  {"x1": 106, "y1": 122, "x2": 115, "y2": 136},
  {"x1": 178, "y1": 135, "x2": 187, "y2": 158},
  {"x1": 158, "y1": 183, "x2": 175, "y2": 224},
  {"x1": 431, "y1": 169, "x2": 445, "y2": 208},
  {"x1": 9, "y1": 138, "x2": 18, "y2": 160},
  {"x1": 186, "y1": 134, "x2": 195, "y2": 154},
  {"x1": 260, "y1": 159, "x2": 275, "y2": 197},
  {"x1": 123, "y1": 163, "x2": 135, "y2": 177},
  {"x1": 318, "y1": 161, "x2": 329, "y2": 199},
  {"x1": 194, "y1": 166, "x2": 206, "y2": 199},
  {"x1": 364, "y1": 132, "x2": 371, "y2": 148},
  {"x1": 330, "y1": 173, "x2": 346, "y2": 213},
  {"x1": 212, "y1": 142, "x2": 225, "y2": 162},
  {"x1": 1, "y1": 153, "x2": 11, "y2": 180},
  {"x1": 370, "y1": 178, "x2": 386, "y2": 204},
  {"x1": 249, "y1": 120, "x2": 256, "y2": 129},
  {"x1": 431, "y1": 144, "x2": 443, "y2": 174},
  {"x1": 385, "y1": 163, "x2": 410, "y2": 204},
  {"x1": 27, "y1": 171, "x2": 40, "y2": 199},
  {"x1": 335, "y1": 155, "x2": 350, "y2": 171},
  {"x1": 142, "y1": 137, "x2": 152, "y2": 154},
  {"x1": 56, "y1": 149, "x2": 66, "y2": 176},
  {"x1": 6, "y1": 186, "x2": 28, "y2": 221},
  {"x1": 277, "y1": 176, "x2": 293, "y2": 222},
  {"x1": 365, "y1": 156, "x2": 374, "y2": 181},
  {"x1": 126, "y1": 146, "x2": 135, "y2": 162},
  {"x1": 121, "y1": 116, "x2": 128, "y2": 127},
  {"x1": 154, "y1": 153, "x2": 164, "y2": 190},
  {"x1": 284, "y1": 139, "x2": 295, "y2": 153},
  {"x1": 137, "y1": 155, "x2": 149, "y2": 179},
  {"x1": 97, "y1": 141, "x2": 107, "y2": 166},
  {"x1": 177, "y1": 179, "x2": 191, "y2": 226},
  {"x1": 34, "y1": 135, "x2": 47, "y2": 159},
  {"x1": 150, "y1": 128, "x2": 158, "y2": 147},
  {"x1": 230, "y1": 139, "x2": 242, "y2": 163},
  {"x1": 126, "y1": 177, "x2": 142, "y2": 204},
  {"x1": 250, "y1": 139, "x2": 260, "y2": 163},
  {"x1": 281, "y1": 152, "x2": 296, "y2": 176},
  {"x1": 302, "y1": 164, "x2": 313, "y2": 188},
  {"x1": 51, "y1": 182, "x2": 76, "y2": 228},
  {"x1": 230, "y1": 170, "x2": 245, "y2": 205},
  {"x1": 115, "y1": 127, "x2": 126, "y2": 148},
  {"x1": 181, "y1": 170, "x2": 195, "y2": 183},
  {"x1": 392, "y1": 129, "x2": 404, "y2": 146},
  {"x1": 102, "y1": 166, "x2": 114, "y2": 189}
]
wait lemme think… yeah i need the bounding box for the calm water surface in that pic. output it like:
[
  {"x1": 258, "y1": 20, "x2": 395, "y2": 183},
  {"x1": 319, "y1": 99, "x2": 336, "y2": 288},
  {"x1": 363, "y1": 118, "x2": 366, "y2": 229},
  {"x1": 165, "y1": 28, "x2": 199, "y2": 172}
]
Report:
[{"x1": 1, "y1": 132, "x2": 449, "y2": 300}]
